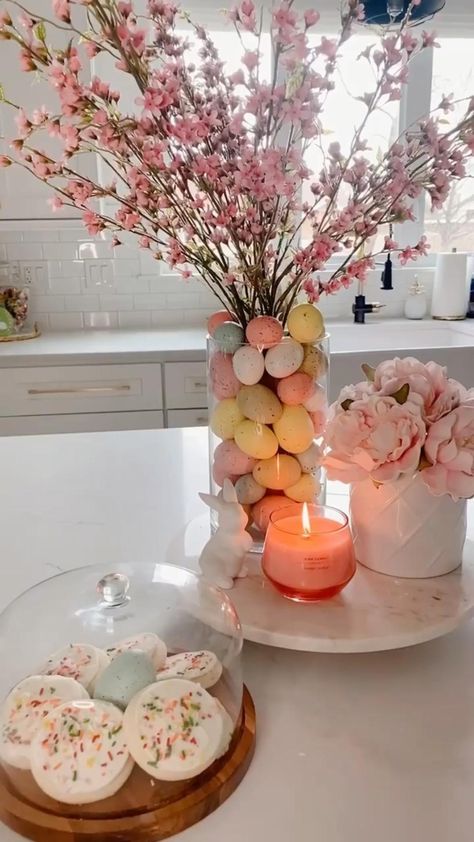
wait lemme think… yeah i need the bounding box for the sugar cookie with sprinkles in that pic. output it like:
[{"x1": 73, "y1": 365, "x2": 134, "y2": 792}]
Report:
[
  {"x1": 30, "y1": 699, "x2": 133, "y2": 804},
  {"x1": 0, "y1": 676, "x2": 89, "y2": 770},
  {"x1": 215, "y1": 700, "x2": 234, "y2": 760},
  {"x1": 123, "y1": 678, "x2": 223, "y2": 781},
  {"x1": 38, "y1": 644, "x2": 107, "y2": 692},
  {"x1": 156, "y1": 651, "x2": 222, "y2": 689},
  {"x1": 105, "y1": 633, "x2": 167, "y2": 671}
]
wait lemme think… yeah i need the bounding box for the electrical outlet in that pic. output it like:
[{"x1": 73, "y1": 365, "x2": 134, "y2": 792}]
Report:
[{"x1": 19, "y1": 262, "x2": 48, "y2": 291}]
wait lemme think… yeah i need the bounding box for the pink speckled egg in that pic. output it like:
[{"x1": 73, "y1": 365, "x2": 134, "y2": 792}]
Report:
[
  {"x1": 251, "y1": 495, "x2": 291, "y2": 533},
  {"x1": 212, "y1": 462, "x2": 238, "y2": 488},
  {"x1": 210, "y1": 351, "x2": 240, "y2": 400},
  {"x1": 246, "y1": 316, "x2": 283, "y2": 350},
  {"x1": 276, "y1": 372, "x2": 315, "y2": 406},
  {"x1": 207, "y1": 310, "x2": 237, "y2": 337},
  {"x1": 303, "y1": 383, "x2": 327, "y2": 413},
  {"x1": 214, "y1": 440, "x2": 257, "y2": 476},
  {"x1": 310, "y1": 410, "x2": 327, "y2": 437}
]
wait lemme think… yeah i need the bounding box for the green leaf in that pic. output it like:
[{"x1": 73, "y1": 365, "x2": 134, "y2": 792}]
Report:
[
  {"x1": 392, "y1": 383, "x2": 410, "y2": 405},
  {"x1": 341, "y1": 398, "x2": 353, "y2": 411},
  {"x1": 361, "y1": 363, "x2": 375, "y2": 382},
  {"x1": 0, "y1": 84, "x2": 4, "y2": 102},
  {"x1": 35, "y1": 21, "x2": 46, "y2": 42}
]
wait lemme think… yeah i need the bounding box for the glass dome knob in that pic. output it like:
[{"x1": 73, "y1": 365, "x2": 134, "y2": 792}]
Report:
[{"x1": 96, "y1": 572, "x2": 130, "y2": 607}]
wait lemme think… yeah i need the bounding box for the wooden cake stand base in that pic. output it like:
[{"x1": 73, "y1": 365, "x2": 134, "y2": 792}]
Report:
[{"x1": 0, "y1": 686, "x2": 256, "y2": 842}]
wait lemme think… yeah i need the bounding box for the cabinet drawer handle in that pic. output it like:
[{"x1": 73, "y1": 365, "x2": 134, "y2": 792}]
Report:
[
  {"x1": 192, "y1": 380, "x2": 207, "y2": 390},
  {"x1": 196, "y1": 415, "x2": 208, "y2": 423},
  {"x1": 27, "y1": 385, "x2": 132, "y2": 396}
]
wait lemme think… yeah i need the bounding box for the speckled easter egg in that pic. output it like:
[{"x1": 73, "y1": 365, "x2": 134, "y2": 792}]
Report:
[
  {"x1": 210, "y1": 398, "x2": 244, "y2": 440},
  {"x1": 284, "y1": 472, "x2": 321, "y2": 503},
  {"x1": 276, "y1": 372, "x2": 315, "y2": 406},
  {"x1": 214, "y1": 439, "x2": 257, "y2": 476},
  {"x1": 253, "y1": 454, "x2": 301, "y2": 491},
  {"x1": 210, "y1": 351, "x2": 240, "y2": 400},
  {"x1": 287, "y1": 304, "x2": 325, "y2": 343},
  {"x1": 303, "y1": 383, "x2": 327, "y2": 413},
  {"x1": 212, "y1": 462, "x2": 238, "y2": 488},
  {"x1": 234, "y1": 473, "x2": 266, "y2": 505},
  {"x1": 235, "y1": 420, "x2": 279, "y2": 460},
  {"x1": 207, "y1": 310, "x2": 237, "y2": 337},
  {"x1": 273, "y1": 405, "x2": 314, "y2": 454},
  {"x1": 94, "y1": 651, "x2": 156, "y2": 711},
  {"x1": 265, "y1": 337, "x2": 304, "y2": 379},
  {"x1": 246, "y1": 316, "x2": 283, "y2": 349},
  {"x1": 232, "y1": 345, "x2": 265, "y2": 386},
  {"x1": 296, "y1": 442, "x2": 323, "y2": 474},
  {"x1": 252, "y1": 495, "x2": 292, "y2": 533},
  {"x1": 237, "y1": 384, "x2": 283, "y2": 424},
  {"x1": 299, "y1": 344, "x2": 328, "y2": 379},
  {"x1": 310, "y1": 410, "x2": 326, "y2": 437},
  {"x1": 213, "y1": 321, "x2": 245, "y2": 354}
]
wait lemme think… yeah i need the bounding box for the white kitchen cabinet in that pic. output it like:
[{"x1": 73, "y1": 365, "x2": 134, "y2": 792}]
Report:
[
  {"x1": 167, "y1": 408, "x2": 209, "y2": 428},
  {"x1": 0, "y1": 1, "x2": 97, "y2": 220},
  {"x1": 164, "y1": 362, "x2": 208, "y2": 409},
  {"x1": 0, "y1": 411, "x2": 163, "y2": 436}
]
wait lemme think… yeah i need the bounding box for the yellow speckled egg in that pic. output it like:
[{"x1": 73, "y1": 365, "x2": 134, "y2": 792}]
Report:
[
  {"x1": 234, "y1": 473, "x2": 266, "y2": 505},
  {"x1": 265, "y1": 337, "x2": 304, "y2": 379},
  {"x1": 232, "y1": 345, "x2": 265, "y2": 386},
  {"x1": 235, "y1": 420, "x2": 279, "y2": 459},
  {"x1": 253, "y1": 454, "x2": 301, "y2": 491},
  {"x1": 272, "y1": 405, "x2": 314, "y2": 454},
  {"x1": 237, "y1": 384, "x2": 283, "y2": 424},
  {"x1": 284, "y1": 472, "x2": 321, "y2": 503},
  {"x1": 252, "y1": 495, "x2": 292, "y2": 533},
  {"x1": 210, "y1": 398, "x2": 244, "y2": 440},
  {"x1": 287, "y1": 304, "x2": 325, "y2": 343},
  {"x1": 246, "y1": 316, "x2": 283, "y2": 349},
  {"x1": 296, "y1": 442, "x2": 322, "y2": 474},
  {"x1": 299, "y1": 344, "x2": 328, "y2": 379}
]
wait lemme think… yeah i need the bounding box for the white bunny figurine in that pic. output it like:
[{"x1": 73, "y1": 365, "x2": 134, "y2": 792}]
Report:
[{"x1": 199, "y1": 478, "x2": 253, "y2": 589}]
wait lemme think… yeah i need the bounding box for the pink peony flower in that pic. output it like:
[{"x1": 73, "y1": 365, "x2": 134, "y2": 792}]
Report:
[
  {"x1": 374, "y1": 357, "x2": 465, "y2": 423},
  {"x1": 422, "y1": 402, "x2": 474, "y2": 500},
  {"x1": 324, "y1": 395, "x2": 426, "y2": 483}
]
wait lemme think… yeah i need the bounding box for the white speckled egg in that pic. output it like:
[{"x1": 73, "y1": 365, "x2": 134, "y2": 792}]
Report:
[
  {"x1": 246, "y1": 316, "x2": 283, "y2": 349},
  {"x1": 296, "y1": 442, "x2": 323, "y2": 474},
  {"x1": 237, "y1": 384, "x2": 283, "y2": 424},
  {"x1": 252, "y1": 495, "x2": 292, "y2": 533},
  {"x1": 287, "y1": 304, "x2": 325, "y2": 343},
  {"x1": 276, "y1": 372, "x2": 315, "y2": 406},
  {"x1": 299, "y1": 344, "x2": 328, "y2": 379},
  {"x1": 94, "y1": 651, "x2": 156, "y2": 710},
  {"x1": 265, "y1": 337, "x2": 304, "y2": 379},
  {"x1": 235, "y1": 420, "x2": 279, "y2": 459},
  {"x1": 213, "y1": 321, "x2": 245, "y2": 354},
  {"x1": 234, "y1": 473, "x2": 266, "y2": 505},
  {"x1": 232, "y1": 345, "x2": 265, "y2": 386},
  {"x1": 284, "y1": 472, "x2": 321, "y2": 503},
  {"x1": 273, "y1": 405, "x2": 314, "y2": 454},
  {"x1": 253, "y1": 454, "x2": 301, "y2": 491},
  {"x1": 303, "y1": 383, "x2": 327, "y2": 413},
  {"x1": 210, "y1": 398, "x2": 244, "y2": 440}
]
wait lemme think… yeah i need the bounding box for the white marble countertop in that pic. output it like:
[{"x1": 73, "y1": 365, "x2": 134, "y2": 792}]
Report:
[
  {"x1": 1, "y1": 427, "x2": 474, "y2": 842},
  {"x1": 1, "y1": 319, "x2": 473, "y2": 368}
]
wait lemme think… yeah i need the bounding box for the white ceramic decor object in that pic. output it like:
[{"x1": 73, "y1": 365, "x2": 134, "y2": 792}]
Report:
[
  {"x1": 431, "y1": 251, "x2": 473, "y2": 320},
  {"x1": 199, "y1": 478, "x2": 253, "y2": 589},
  {"x1": 350, "y1": 473, "x2": 467, "y2": 578}
]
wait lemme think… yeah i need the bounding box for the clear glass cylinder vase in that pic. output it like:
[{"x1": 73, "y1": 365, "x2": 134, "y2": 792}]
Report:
[{"x1": 207, "y1": 330, "x2": 329, "y2": 552}]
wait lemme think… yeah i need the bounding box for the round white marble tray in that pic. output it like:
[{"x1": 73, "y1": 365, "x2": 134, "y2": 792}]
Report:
[{"x1": 228, "y1": 540, "x2": 474, "y2": 653}]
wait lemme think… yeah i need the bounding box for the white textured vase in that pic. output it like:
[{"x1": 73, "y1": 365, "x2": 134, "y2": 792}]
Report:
[{"x1": 350, "y1": 473, "x2": 467, "y2": 578}]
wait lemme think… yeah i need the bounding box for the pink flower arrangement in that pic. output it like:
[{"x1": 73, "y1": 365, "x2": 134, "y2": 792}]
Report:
[
  {"x1": 324, "y1": 357, "x2": 474, "y2": 500},
  {"x1": 0, "y1": 1, "x2": 472, "y2": 325}
]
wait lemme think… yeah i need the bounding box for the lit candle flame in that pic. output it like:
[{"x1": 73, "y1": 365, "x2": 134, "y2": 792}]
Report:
[{"x1": 302, "y1": 502, "x2": 311, "y2": 537}]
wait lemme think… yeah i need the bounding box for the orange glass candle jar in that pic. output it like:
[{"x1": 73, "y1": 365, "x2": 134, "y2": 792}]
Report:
[{"x1": 262, "y1": 503, "x2": 356, "y2": 601}]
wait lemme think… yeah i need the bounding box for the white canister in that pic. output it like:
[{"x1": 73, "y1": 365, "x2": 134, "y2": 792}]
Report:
[
  {"x1": 431, "y1": 251, "x2": 473, "y2": 320},
  {"x1": 404, "y1": 275, "x2": 427, "y2": 320}
]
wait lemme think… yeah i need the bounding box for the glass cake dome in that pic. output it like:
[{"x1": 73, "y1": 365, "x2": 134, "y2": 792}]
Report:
[{"x1": 0, "y1": 562, "x2": 246, "y2": 841}]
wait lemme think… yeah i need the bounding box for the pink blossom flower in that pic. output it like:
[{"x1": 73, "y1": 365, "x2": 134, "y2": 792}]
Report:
[
  {"x1": 242, "y1": 51, "x2": 258, "y2": 71},
  {"x1": 0, "y1": 155, "x2": 12, "y2": 167},
  {"x1": 52, "y1": 0, "x2": 71, "y2": 22},
  {"x1": 302, "y1": 277, "x2": 318, "y2": 303},
  {"x1": 304, "y1": 9, "x2": 320, "y2": 27},
  {"x1": 374, "y1": 357, "x2": 465, "y2": 423},
  {"x1": 83, "y1": 209, "x2": 104, "y2": 235},
  {"x1": 324, "y1": 394, "x2": 426, "y2": 483},
  {"x1": 49, "y1": 196, "x2": 64, "y2": 211},
  {"x1": 422, "y1": 402, "x2": 474, "y2": 500},
  {"x1": 422, "y1": 30, "x2": 439, "y2": 49}
]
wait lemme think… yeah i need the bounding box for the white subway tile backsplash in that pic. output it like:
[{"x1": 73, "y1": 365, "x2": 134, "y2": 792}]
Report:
[
  {"x1": 22, "y1": 230, "x2": 60, "y2": 243},
  {"x1": 0, "y1": 244, "x2": 7, "y2": 262},
  {"x1": 84, "y1": 260, "x2": 114, "y2": 290},
  {"x1": 64, "y1": 294, "x2": 100, "y2": 312},
  {"x1": 118, "y1": 311, "x2": 152, "y2": 328},
  {"x1": 112, "y1": 258, "x2": 140, "y2": 277},
  {"x1": 78, "y1": 240, "x2": 111, "y2": 260},
  {"x1": 48, "y1": 275, "x2": 82, "y2": 294},
  {"x1": 48, "y1": 260, "x2": 85, "y2": 279},
  {"x1": 45, "y1": 243, "x2": 79, "y2": 260},
  {"x1": 166, "y1": 293, "x2": 200, "y2": 309},
  {"x1": 6, "y1": 243, "x2": 43, "y2": 261},
  {"x1": 151, "y1": 310, "x2": 184, "y2": 327},
  {"x1": 115, "y1": 274, "x2": 149, "y2": 293},
  {"x1": 32, "y1": 294, "x2": 65, "y2": 312},
  {"x1": 134, "y1": 293, "x2": 167, "y2": 310},
  {"x1": 84, "y1": 311, "x2": 119, "y2": 329},
  {"x1": 49, "y1": 312, "x2": 84, "y2": 330},
  {"x1": 100, "y1": 294, "x2": 134, "y2": 311}
]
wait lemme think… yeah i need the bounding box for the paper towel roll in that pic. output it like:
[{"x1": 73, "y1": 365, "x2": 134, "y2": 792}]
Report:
[{"x1": 431, "y1": 252, "x2": 473, "y2": 320}]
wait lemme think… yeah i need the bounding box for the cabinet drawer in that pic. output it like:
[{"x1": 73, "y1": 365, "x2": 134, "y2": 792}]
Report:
[
  {"x1": 164, "y1": 362, "x2": 207, "y2": 409},
  {"x1": 0, "y1": 364, "x2": 162, "y2": 417},
  {"x1": 0, "y1": 411, "x2": 164, "y2": 436},
  {"x1": 167, "y1": 408, "x2": 209, "y2": 428}
]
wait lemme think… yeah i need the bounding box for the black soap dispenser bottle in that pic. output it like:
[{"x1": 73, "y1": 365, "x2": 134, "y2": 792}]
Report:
[{"x1": 466, "y1": 276, "x2": 474, "y2": 318}]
